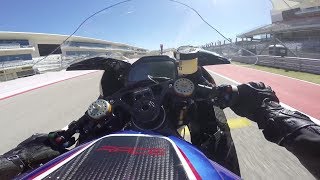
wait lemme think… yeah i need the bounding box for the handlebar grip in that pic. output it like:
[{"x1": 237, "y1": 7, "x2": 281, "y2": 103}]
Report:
[
  {"x1": 197, "y1": 84, "x2": 217, "y2": 98},
  {"x1": 197, "y1": 84, "x2": 239, "y2": 108},
  {"x1": 48, "y1": 130, "x2": 76, "y2": 149},
  {"x1": 216, "y1": 85, "x2": 239, "y2": 108},
  {"x1": 48, "y1": 115, "x2": 90, "y2": 148}
]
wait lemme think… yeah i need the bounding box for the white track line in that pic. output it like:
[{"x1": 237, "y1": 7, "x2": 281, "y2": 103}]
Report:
[{"x1": 206, "y1": 69, "x2": 320, "y2": 125}]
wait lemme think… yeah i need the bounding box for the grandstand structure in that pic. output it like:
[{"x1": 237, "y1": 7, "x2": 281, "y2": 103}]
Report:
[
  {"x1": 0, "y1": 31, "x2": 148, "y2": 81},
  {"x1": 0, "y1": 32, "x2": 147, "y2": 66},
  {"x1": 202, "y1": 0, "x2": 320, "y2": 59}
]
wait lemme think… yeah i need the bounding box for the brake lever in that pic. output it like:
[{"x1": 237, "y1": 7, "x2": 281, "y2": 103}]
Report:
[
  {"x1": 195, "y1": 84, "x2": 217, "y2": 101},
  {"x1": 196, "y1": 84, "x2": 238, "y2": 109},
  {"x1": 215, "y1": 85, "x2": 239, "y2": 108}
]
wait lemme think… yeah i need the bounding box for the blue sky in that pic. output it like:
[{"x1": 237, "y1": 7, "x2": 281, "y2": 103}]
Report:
[{"x1": 0, "y1": 0, "x2": 273, "y2": 49}]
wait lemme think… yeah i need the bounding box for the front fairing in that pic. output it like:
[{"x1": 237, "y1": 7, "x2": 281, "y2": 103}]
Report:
[
  {"x1": 21, "y1": 131, "x2": 240, "y2": 180},
  {"x1": 66, "y1": 57, "x2": 132, "y2": 97}
]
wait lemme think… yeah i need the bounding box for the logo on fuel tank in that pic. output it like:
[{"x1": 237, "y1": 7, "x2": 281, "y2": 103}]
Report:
[{"x1": 96, "y1": 145, "x2": 166, "y2": 156}]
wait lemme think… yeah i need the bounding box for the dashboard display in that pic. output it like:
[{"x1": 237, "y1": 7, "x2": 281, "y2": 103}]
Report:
[{"x1": 128, "y1": 60, "x2": 176, "y2": 83}]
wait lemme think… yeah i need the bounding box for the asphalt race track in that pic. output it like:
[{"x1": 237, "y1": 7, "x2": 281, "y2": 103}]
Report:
[
  {"x1": 0, "y1": 71, "x2": 103, "y2": 154},
  {"x1": 208, "y1": 68, "x2": 315, "y2": 179},
  {"x1": 0, "y1": 67, "x2": 316, "y2": 179},
  {"x1": 206, "y1": 64, "x2": 320, "y2": 122}
]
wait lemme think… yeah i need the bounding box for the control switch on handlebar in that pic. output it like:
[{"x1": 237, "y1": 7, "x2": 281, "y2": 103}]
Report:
[{"x1": 48, "y1": 131, "x2": 75, "y2": 149}]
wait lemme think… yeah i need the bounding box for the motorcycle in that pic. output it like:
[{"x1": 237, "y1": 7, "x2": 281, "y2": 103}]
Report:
[
  {"x1": 19, "y1": 50, "x2": 241, "y2": 179},
  {"x1": 19, "y1": 1, "x2": 253, "y2": 179}
]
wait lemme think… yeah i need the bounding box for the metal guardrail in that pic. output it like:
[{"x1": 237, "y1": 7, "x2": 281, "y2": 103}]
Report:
[
  {"x1": 231, "y1": 55, "x2": 320, "y2": 75},
  {"x1": 0, "y1": 65, "x2": 36, "y2": 82}
]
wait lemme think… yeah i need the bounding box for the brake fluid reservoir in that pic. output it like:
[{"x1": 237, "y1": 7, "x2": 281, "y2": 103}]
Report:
[
  {"x1": 178, "y1": 58, "x2": 198, "y2": 75},
  {"x1": 175, "y1": 46, "x2": 199, "y2": 75}
]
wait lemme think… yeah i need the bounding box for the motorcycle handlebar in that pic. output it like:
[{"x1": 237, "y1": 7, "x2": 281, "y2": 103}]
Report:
[
  {"x1": 197, "y1": 84, "x2": 239, "y2": 108},
  {"x1": 49, "y1": 83, "x2": 239, "y2": 149},
  {"x1": 48, "y1": 115, "x2": 91, "y2": 149}
]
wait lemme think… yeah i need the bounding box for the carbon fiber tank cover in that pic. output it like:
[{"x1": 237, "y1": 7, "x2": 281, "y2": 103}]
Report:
[{"x1": 43, "y1": 135, "x2": 189, "y2": 179}]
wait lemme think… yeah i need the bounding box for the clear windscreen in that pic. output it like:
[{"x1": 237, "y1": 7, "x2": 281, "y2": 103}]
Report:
[
  {"x1": 6, "y1": 0, "x2": 316, "y2": 73},
  {"x1": 30, "y1": 0, "x2": 275, "y2": 72}
]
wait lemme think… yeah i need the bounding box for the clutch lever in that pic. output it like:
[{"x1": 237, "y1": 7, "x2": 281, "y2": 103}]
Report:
[{"x1": 48, "y1": 115, "x2": 91, "y2": 149}]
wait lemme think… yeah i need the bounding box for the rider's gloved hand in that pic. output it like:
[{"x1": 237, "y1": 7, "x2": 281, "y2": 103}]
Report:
[
  {"x1": 217, "y1": 82, "x2": 279, "y2": 119},
  {"x1": 231, "y1": 82, "x2": 279, "y2": 118},
  {"x1": 0, "y1": 133, "x2": 61, "y2": 179}
]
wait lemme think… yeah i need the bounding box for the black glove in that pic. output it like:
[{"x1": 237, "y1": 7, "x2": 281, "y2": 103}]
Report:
[
  {"x1": 229, "y1": 82, "x2": 279, "y2": 119},
  {"x1": 0, "y1": 134, "x2": 61, "y2": 179},
  {"x1": 253, "y1": 100, "x2": 317, "y2": 145}
]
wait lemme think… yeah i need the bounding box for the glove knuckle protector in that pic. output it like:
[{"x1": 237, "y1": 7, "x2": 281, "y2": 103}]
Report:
[{"x1": 231, "y1": 82, "x2": 279, "y2": 118}]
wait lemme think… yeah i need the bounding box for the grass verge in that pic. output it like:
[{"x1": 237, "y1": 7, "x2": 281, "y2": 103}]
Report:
[{"x1": 232, "y1": 61, "x2": 320, "y2": 85}]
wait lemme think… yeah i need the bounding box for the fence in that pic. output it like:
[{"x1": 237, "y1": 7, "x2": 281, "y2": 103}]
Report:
[
  {"x1": 231, "y1": 55, "x2": 320, "y2": 75},
  {"x1": 203, "y1": 35, "x2": 320, "y2": 60},
  {"x1": 202, "y1": 34, "x2": 320, "y2": 74}
]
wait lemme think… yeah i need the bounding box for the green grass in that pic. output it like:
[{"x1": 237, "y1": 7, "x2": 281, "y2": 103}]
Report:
[{"x1": 232, "y1": 61, "x2": 320, "y2": 85}]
